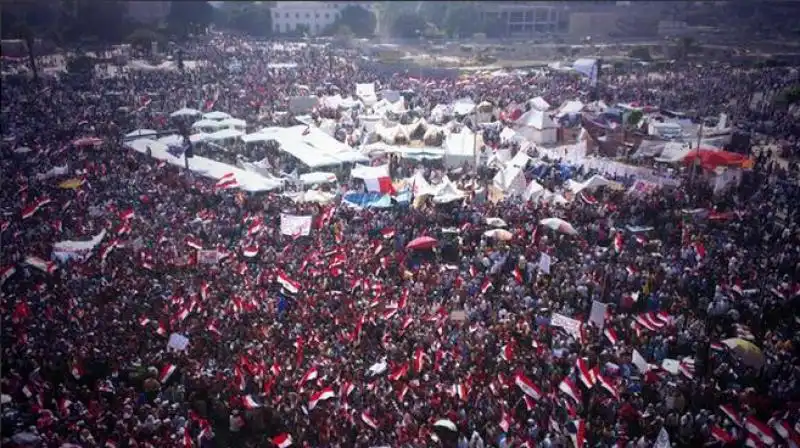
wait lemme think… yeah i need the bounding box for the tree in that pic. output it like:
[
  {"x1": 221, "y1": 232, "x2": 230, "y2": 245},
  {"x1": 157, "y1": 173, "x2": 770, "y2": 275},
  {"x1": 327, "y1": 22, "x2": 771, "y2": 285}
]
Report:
[
  {"x1": 127, "y1": 28, "x2": 165, "y2": 54},
  {"x1": 168, "y1": 1, "x2": 213, "y2": 36},
  {"x1": 217, "y1": 2, "x2": 272, "y2": 37},
  {"x1": 629, "y1": 46, "x2": 651, "y2": 61},
  {"x1": 388, "y1": 13, "x2": 428, "y2": 39},
  {"x1": 442, "y1": 3, "x2": 483, "y2": 38},
  {"x1": 626, "y1": 110, "x2": 644, "y2": 128},
  {"x1": 335, "y1": 5, "x2": 376, "y2": 38}
]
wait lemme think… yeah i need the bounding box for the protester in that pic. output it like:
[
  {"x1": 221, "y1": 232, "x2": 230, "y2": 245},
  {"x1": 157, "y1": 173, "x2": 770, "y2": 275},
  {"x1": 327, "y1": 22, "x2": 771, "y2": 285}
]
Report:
[{"x1": 2, "y1": 34, "x2": 800, "y2": 448}]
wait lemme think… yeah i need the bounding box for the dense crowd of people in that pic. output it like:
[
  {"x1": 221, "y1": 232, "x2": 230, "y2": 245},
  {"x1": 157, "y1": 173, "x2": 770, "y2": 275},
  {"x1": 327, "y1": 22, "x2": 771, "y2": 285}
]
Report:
[{"x1": 2, "y1": 33, "x2": 800, "y2": 448}]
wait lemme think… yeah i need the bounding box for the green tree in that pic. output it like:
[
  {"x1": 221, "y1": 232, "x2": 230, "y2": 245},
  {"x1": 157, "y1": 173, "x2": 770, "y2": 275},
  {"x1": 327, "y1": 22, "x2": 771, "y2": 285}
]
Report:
[
  {"x1": 127, "y1": 28, "x2": 165, "y2": 54},
  {"x1": 217, "y1": 2, "x2": 272, "y2": 37},
  {"x1": 334, "y1": 5, "x2": 376, "y2": 37},
  {"x1": 628, "y1": 46, "x2": 651, "y2": 61},
  {"x1": 168, "y1": 1, "x2": 213, "y2": 36},
  {"x1": 442, "y1": 2, "x2": 482, "y2": 38},
  {"x1": 389, "y1": 12, "x2": 428, "y2": 39},
  {"x1": 626, "y1": 110, "x2": 644, "y2": 128}
]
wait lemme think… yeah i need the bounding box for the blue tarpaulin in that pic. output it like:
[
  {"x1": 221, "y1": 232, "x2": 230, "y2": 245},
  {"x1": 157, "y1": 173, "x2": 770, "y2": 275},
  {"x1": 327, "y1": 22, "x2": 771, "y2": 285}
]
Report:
[{"x1": 342, "y1": 192, "x2": 392, "y2": 208}]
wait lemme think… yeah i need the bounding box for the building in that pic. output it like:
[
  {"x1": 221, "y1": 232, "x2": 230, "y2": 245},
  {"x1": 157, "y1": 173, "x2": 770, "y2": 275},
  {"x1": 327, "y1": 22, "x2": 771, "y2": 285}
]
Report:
[
  {"x1": 271, "y1": 1, "x2": 374, "y2": 36},
  {"x1": 477, "y1": 2, "x2": 569, "y2": 36},
  {"x1": 126, "y1": 1, "x2": 171, "y2": 25}
]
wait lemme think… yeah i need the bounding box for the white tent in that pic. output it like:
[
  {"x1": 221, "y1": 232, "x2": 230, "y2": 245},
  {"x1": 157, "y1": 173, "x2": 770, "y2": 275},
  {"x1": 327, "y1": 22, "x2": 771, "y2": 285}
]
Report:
[
  {"x1": 192, "y1": 119, "x2": 225, "y2": 130},
  {"x1": 567, "y1": 174, "x2": 612, "y2": 194},
  {"x1": 241, "y1": 133, "x2": 273, "y2": 144},
  {"x1": 556, "y1": 100, "x2": 585, "y2": 118},
  {"x1": 493, "y1": 164, "x2": 527, "y2": 197},
  {"x1": 516, "y1": 109, "x2": 557, "y2": 145},
  {"x1": 170, "y1": 108, "x2": 201, "y2": 117},
  {"x1": 444, "y1": 128, "x2": 481, "y2": 168},
  {"x1": 218, "y1": 118, "x2": 247, "y2": 129},
  {"x1": 206, "y1": 128, "x2": 243, "y2": 141},
  {"x1": 203, "y1": 111, "x2": 232, "y2": 121},
  {"x1": 299, "y1": 172, "x2": 337, "y2": 185},
  {"x1": 433, "y1": 177, "x2": 465, "y2": 204},
  {"x1": 406, "y1": 171, "x2": 435, "y2": 196},
  {"x1": 528, "y1": 96, "x2": 551, "y2": 111},
  {"x1": 125, "y1": 129, "x2": 158, "y2": 138},
  {"x1": 157, "y1": 134, "x2": 208, "y2": 146},
  {"x1": 126, "y1": 139, "x2": 282, "y2": 192}
]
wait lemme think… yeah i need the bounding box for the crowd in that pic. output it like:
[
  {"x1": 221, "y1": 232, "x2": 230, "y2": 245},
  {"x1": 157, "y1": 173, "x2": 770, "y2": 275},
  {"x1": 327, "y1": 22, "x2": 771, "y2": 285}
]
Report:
[{"x1": 2, "y1": 33, "x2": 800, "y2": 448}]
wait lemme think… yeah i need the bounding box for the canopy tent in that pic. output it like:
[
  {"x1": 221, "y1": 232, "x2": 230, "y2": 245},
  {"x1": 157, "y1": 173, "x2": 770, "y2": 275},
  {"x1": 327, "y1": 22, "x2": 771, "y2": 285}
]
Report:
[
  {"x1": 170, "y1": 107, "x2": 201, "y2": 117},
  {"x1": 126, "y1": 139, "x2": 282, "y2": 192},
  {"x1": 203, "y1": 111, "x2": 232, "y2": 121},
  {"x1": 444, "y1": 128, "x2": 481, "y2": 168},
  {"x1": 157, "y1": 134, "x2": 209, "y2": 146},
  {"x1": 433, "y1": 177, "x2": 466, "y2": 204},
  {"x1": 206, "y1": 128, "x2": 244, "y2": 141},
  {"x1": 241, "y1": 133, "x2": 274, "y2": 143},
  {"x1": 192, "y1": 119, "x2": 225, "y2": 130},
  {"x1": 125, "y1": 129, "x2": 158, "y2": 138},
  {"x1": 299, "y1": 172, "x2": 337, "y2": 186},
  {"x1": 682, "y1": 150, "x2": 751, "y2": 170},
  {"x1": 516, "y1": 109, "x2": 557, "y2": 145},
  {"x1": 218, "y1": 118, "x2": 247, "y2": 129},
  {"x1": 257, "y1": 126, "x2": 368, "y2": 169}
]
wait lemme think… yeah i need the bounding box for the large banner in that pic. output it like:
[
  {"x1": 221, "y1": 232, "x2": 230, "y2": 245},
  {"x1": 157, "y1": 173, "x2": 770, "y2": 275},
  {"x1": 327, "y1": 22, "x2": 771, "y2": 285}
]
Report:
[
  {"x1": 52, "y1": 229, "x2": 107, "y2": 262},
  {"x1": 280, "y1": 214, "x2": 312, "y2": 237}
]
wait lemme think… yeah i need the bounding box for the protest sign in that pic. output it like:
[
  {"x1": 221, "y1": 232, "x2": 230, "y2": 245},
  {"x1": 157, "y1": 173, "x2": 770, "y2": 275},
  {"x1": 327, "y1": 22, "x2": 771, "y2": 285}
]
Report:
[
  {"x1": 167, "y1": 333, "x2": 190, "y2": 352},
  {"x1": 589, "y1": 300, "x2": 608, "y2": 329},
  {"x1": 280, "y1": 214, "x2": 312, "y2": 236},
  {"x1": 551, "y1": 313, "x2": 581, "y2": 339}
]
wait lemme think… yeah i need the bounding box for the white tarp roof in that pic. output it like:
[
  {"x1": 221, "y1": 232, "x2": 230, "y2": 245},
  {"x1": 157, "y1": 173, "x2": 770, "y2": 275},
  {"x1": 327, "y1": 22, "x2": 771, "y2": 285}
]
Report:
[
  {"x1": 351, "y1": 164, "x2": 389, "y2": 180},
  {"x1": 207, "y1": 128, "x2": 243, "y2": 141},
  {"x1": 567, "y1": 175, "x2": 612, "y2": 194},
  {"x1": 516, "y1": 109, "x2": 557, "y2": 129},
  {"x1": 126, "y1": 139, "x2": 282, "y2": 192},
  {"x1": 170, "y1": 107, "x2": 201, "y2": 117},
  {"x1": 528, "y1": 96, "x2": 551, "y2": 111},
  {"x1": 452, "y1": 98, "x2": 477, "y2": 116},
  {"x1": 433, "y1": 177, "x2": 465, "y2": 204},
  {"x1": 493, "y1": 164, "x2": 527, "y2": 196},
  {"x1": 257, "y1": 126, "x2": 368, "y2": 168},
  {"x1": 557, "y1": 100, "x2": 585, "y2": 117},
  {"x1": 218, "y1": 118, "x2": 247, "y2": 128},
  {"x1": 299, "y1": 172, "x2": 337, "y2": 185},
  {"x1": 655, "y1": 142, "x2": 691, "y2": 163},
  {"x1": 192, "y1": 119, "x2": 225, "y2": 129},
  {"x1": 203, "y1": 111, "x2": 232, "y2": 120},
  {"x1": 445, "y1": 128, "x2": 478, "y2": 157},
  {"x1": 157, "y1": 134, "x2": 208, "y2": 145},
  {"x1": 407, "y1": 171, "x2": 435, "y2": 196}
]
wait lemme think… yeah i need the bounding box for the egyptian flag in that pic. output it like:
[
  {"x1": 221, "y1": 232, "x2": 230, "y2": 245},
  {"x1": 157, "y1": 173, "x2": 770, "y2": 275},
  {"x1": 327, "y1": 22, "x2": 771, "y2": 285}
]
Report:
[
  {"x1": 603, "y1": 328, "x2": 619, "y2": 345},
  {"x1": 271, "y1": 433, "x2": 293, "y2": 448},
  {"x1": 613, "y1": 233, "x2": 624, "y2": 253},
  {"x1": 297, "y1": 366, "x2": 318, "y2": 388},
  {"x1": 745, "y1": 416, "x2": 776, "y2": 446},
  {"x1": 514, "y1": 373, "x2": 542, "y2": 400},
  {"x1": 575, "y1": 358, "x2": 596, "y2": 389},
  {"x1": 21, "y1": 197, "x2": 51, "y2": 219},
  {"x1": 480, "y1": 278, "x2": 493, "y2": 295},
  {"x1": 500, "y1": 343, "x2": 514, "y2": 363},
  {"x1": 596, "y1": 373, "x2": 619, "y2": 400},
  {"x1": 772, "y1": 420, "x2": 800, "y2": 447},
  {"x1": 276, "y1": 272, "x2": 301, "y2": 294},
  {"x1": 361, "y1": 411, "x2": 379, "y2": 430},
  {"x1": 413, "y1": 348, "x2": 425, "y2": 373},
  {"x1": 566, "y1": 419, "x2": 586, "y2": 448},
  {"x1": 308, "y1": 386, "x2": 335, "y2": 410},
  {"x1": 242, "y1": 395, "x2": 262, "y2": 410},
  {"x1": 159, "y1": 364, "x2": 177, "y2": 384},
  {"x1": 692, "y1": 241, "x2": 706, "y2": 261},
  {"x1": 513, "y1": 267, "x2": 523, "y2": 284},
  {"x1": 559, "y1": 377, "x2": 581, "y2": 404},
  {"x1": 710, "y1": 426, "x2": 734, "y2": 445}
]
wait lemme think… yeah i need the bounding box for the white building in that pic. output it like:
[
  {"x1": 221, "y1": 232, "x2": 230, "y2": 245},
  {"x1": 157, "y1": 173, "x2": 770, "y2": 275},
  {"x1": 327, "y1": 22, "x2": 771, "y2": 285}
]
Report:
[{"x1": 271, "y1": 1, "x2": 374, "y2": 36}]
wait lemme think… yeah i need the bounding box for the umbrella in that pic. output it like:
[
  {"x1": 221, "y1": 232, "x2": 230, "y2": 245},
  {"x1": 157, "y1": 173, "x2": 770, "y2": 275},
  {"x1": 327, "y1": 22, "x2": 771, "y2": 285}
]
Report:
[
  {"x1": 483, "y1": 229, "x2": 514, "y2": 241},
  {"x1": 406, "y1": 236, "x2": 437, "y2": 250},
  {"x1": 485, "y1": 217, "x2": 507, "y2": 227},
  {"x1": 721, "y1": 338, "x2": 765, "y2": 368},
  {"x1": 170, "y1": 107, "x2": 201, "y2": 117},
  {"x1": 539, "y1": 217, "x2": 578, "y2": 236},
  {"x1": 72, "y1": 137, "x2": 104, "y2": 147}
]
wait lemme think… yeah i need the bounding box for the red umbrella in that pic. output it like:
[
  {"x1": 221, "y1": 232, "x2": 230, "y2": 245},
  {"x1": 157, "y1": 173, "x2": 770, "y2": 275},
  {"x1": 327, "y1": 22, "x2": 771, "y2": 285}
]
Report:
[
  {"x1": 72, "y1": 137, "x2": 104, "y2": 148},
  {"x1": 406, "y1": 236, "x2": 438, "y2": 250}
]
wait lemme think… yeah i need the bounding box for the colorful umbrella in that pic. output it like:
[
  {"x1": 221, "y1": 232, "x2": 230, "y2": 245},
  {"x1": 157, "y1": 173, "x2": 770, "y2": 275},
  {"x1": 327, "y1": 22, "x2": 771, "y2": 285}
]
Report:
[
  {"x1": 539, "y1": 218, "x2": 578, "y2": 236},
  {"x1": 721, "y1": 338, "x2": 764, "y2": 368},
  {"x1": 406, "y1": 236, "x2": 438, "y2": 250}
]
